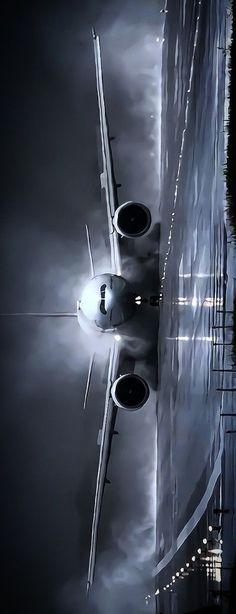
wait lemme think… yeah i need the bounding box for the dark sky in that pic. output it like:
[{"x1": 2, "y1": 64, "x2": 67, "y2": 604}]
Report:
[{"x1": 0, "y1": 1, "x2": 163, "y2": 612}]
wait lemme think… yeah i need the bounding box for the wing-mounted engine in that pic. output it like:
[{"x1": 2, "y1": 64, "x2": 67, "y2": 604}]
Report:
[
  {"x1": 111, "y1": 373, "x2": 149, "y2": 410},
  {"x1": 113, "y1": 201, "x2": 151, "y2": 238}
]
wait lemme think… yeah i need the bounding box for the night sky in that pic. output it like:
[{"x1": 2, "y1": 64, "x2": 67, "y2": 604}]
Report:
[{"x1": 0, "y1": 1, "x2": 163, "y2": 612}]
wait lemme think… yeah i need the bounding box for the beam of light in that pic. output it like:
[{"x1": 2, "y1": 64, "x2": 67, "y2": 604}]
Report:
[
  {"x1": 114, "y1": 334, "x2": 121, "y2": 342},
  {"x1": 168, "y1": 336, "x2": 213, "y2": 342},
  {"x1": 179, "y1": 273, "x2": 224, "y2": 278}
]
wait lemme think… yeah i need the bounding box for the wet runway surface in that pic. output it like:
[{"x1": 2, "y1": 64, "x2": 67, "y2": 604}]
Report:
[{"x1": 154, "y1": 1, "x2": 235, "y2": 611}]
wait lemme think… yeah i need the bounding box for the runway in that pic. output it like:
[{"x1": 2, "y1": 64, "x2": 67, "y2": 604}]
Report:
[{"x1": 154, "y1": 0, "x2": 232, "y2": 611}]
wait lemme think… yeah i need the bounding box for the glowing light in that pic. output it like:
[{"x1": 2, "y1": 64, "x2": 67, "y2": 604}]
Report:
[
  {"x1": 156, "y1": 37, "x2": 160, "y2": 42},
  {"x1": 177, "y1": 336, "x2": 190, "y2": 341},
  {"x1": 220, "y1": 539, "x2": 223, "y2": 545},
  {"x1": 172, "y1": 578, "x2": 175, "y2": 583},
  {"x1": 114, "y1": 334, "x2": 121, "y2": 342},
  {"x1": 163, "y1": 587, "x2": 166, "y2": 591},
  {"x1": 203, "y1": 538, "x2": 207, "y2": 544},
  {"x1": 180, "y1": 568, "x2": 184, "y2": 573},
  {"x1": 155, "y1": 588, "x2": 160, "y2": 596},
  {"x1": 197, "y1": 548, "x2": 202, "y2": 554},
  {"x1": 166, "y1": 584, "x2": 169, "y2": 588},
  {"x1": 135, "y1": 295, "x2": 141, "y2": 301},
  {"x1": 208, "y1": 525, "x2": 213, "y2": 532},
  {"x1": 186, "y1": 563, "x2": 190, "y2": 568},
  {"x1": 192, "y1": 556, "x2": 196, "y2": 562},
  {"x1": 176, "y1": 572, "x2": 180, "y2": 577},
  {"x1": 172, "y1": 576, "x2": 175, "y2": 580}
]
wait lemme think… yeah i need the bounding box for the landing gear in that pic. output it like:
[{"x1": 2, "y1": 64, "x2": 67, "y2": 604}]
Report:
[
  {"x1": 150, "y1": 295, "x2": 159, "y2": 307},
  {"x1": 134, "y1": 294, "x2": 160, "y2": 307}
]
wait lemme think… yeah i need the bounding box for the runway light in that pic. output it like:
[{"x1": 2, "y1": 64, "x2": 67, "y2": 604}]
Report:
[
  {"x1": 220, "y1": 539, "x2": 223, "y2": 545},
  {"x1": 192, "y1": 556, "x2": 196, "y2": 562},
  {"x1": 172, "y1": 576, "x2": 175, "y2": 580},
  {"x1": 176, "y1": 572, "x2": 180, "y2": 577},
  {"x1": 163, "y1": 587, "x2": 166, "y2": 591},
  {"x1": 166, "y1": 584, "x2": 169, "y2": 588},
  {"x1": 172, "y1": 578, "x2": 176, "y2": 583},
  {"x1": 114, "y1": 334, "x2": 121, "y2": 342},
  {"x1": 208, "y1": 525, "x2": 213, "y2": 532},
  {"x1": 186, "y1": 563, "x2": 190, "y2": 568},
  {"x1": 180, "y1": 568, "x2": 184, "y2": 573},
  {"x1": 197, "y1": 548, "x2": 202, "y2": 554},
  {"x1": 156, "y1": 37, "x2": 160, "y2": 42},
  {"x1": 155, "y1": 588, "x2": 160, "y2": 596}
]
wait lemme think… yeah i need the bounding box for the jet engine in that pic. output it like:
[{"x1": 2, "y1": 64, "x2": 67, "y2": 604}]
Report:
[
  {"x1": 111, "y1": 373, "x2": 149, "y2": 411},
  {"x1": 113, "y1": 201, "x2": 151, "y2": 238}
]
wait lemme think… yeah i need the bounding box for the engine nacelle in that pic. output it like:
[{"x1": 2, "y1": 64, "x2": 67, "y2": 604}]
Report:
[
  {"x1": 113, "y1": 201, "x2": 151, "y2": 238},
  {"x1": 111, "y1": 373, "x2": 149, "y2": 411}
]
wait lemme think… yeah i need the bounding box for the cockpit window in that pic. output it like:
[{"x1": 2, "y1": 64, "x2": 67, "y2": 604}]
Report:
[{"x1": 100, "y1": 284, "x2": 107, "y2": 315}]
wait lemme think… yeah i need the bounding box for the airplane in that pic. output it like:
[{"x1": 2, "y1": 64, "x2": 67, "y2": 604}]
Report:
[{"x1": 2, "y1": 27, "x2": 158, "y2": 592}]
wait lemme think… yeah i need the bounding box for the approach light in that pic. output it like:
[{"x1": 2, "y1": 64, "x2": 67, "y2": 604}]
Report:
[
  {"x1": 208, "y1": 525, "x2": 213, "y2": 532},
  {"x1": 197, "y1": 548, "x2": 202, "y2": 554},
  {"x1": 203, "y1": 538, "x2": 207, "y2": 544},
  {"x1": 192, "y1": 556, "x2": 196, "y2": 562}
]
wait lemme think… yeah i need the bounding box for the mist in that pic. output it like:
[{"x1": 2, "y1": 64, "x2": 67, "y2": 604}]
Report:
[{"x1": 0, "y1": 1, "x2": 163, "y2": 613}]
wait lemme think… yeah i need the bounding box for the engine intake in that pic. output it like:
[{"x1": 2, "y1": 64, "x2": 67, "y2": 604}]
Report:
[
  {"x1": 113, "y1": 201, "x2": 151, "y2": 238},
  {"x1": 111, "y1": 373, "x2": 149, "y2": 411}
]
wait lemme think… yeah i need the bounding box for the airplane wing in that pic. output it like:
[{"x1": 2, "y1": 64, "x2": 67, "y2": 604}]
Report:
[
  {"x1": 86, "y1": 340, "x2": 119, "y2": 593},
  {"x1": 92, "y1": 27, "x2": 122, "y2": 276}
]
